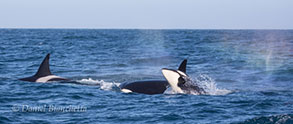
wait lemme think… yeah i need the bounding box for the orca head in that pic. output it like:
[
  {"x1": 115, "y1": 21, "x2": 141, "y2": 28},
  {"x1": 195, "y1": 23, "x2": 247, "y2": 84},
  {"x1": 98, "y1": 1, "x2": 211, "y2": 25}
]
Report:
[
  {"x1": 19, "y1": 54, "x2": 68, "y2": 83},
  {"x1": 161, "y1": 68, "x2": 205, "y2": 95},
  {"x1": 161, "y1": 68, "x2": 189, "y2": 94}
]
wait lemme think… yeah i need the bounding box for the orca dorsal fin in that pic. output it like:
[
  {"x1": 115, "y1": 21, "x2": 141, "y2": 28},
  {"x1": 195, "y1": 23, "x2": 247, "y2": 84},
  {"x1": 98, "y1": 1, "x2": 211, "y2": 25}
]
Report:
[
  {"x1": 34, "y1": 54, "x2": 52, "y2": 77},
  {"x1": 178, "y1": 59, "x2": 187, "y2": 73}
]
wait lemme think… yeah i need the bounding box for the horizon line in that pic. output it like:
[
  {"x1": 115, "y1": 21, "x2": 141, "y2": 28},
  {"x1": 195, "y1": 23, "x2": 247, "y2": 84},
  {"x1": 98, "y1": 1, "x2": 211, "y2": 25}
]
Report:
[{"x1": 0, "y1": 27, "x2": 293, "y2": 30}]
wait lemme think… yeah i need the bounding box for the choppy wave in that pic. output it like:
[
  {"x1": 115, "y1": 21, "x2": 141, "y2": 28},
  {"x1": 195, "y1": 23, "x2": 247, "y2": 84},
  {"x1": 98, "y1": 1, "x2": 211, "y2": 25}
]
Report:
[
  {"x1": 237, "y1": 114, "x2": 293, "y2": 124},
  {"x1": 2, "y1": 29, "x2": 292, "y2": 123}
]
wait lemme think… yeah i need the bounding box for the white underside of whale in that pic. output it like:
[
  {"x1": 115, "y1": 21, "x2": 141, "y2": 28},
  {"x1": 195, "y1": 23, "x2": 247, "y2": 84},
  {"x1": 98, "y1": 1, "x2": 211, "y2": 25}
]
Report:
[
  {"x1": 36, "y1": 75, "x2": 63, "y2": 83},
  {"x1": 161, "y1": 69, "x2": 185, "y2": 94},
  {"x1": 121, "y1": 88, "x2": 133, "y2": 93}
]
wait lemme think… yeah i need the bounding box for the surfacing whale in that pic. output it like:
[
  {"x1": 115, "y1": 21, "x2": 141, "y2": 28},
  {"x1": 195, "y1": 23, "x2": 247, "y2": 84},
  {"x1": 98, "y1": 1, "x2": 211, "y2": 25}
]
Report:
[
  {"x1": 19, "y1": 54, "x2": 69, "y2": 83},
  {"x1": 161, "y1": 68, "x2": 206, "y2": 95},
  {"x1": 119, "y1": 59, "x2": 187, "y2": 95}
]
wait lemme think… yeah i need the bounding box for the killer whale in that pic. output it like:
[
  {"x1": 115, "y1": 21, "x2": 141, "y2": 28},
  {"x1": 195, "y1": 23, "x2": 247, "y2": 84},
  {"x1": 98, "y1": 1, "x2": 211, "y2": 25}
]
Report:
[
  {"x1": 120, "y1": 59, "x2": 187, "y2": 95},
  {"x1": 19, "y1": 54, "x2": 69, "y2": 83},
  {"x1": 161, "y1": 68, "x2": 206, "y2": 95}
]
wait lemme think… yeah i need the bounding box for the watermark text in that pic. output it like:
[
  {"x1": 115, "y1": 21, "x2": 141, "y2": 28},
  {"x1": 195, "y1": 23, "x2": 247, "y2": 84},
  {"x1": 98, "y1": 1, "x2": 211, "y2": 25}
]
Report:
[{"x1": 11, "y1": 104, "x2": 87, "y2": 113}]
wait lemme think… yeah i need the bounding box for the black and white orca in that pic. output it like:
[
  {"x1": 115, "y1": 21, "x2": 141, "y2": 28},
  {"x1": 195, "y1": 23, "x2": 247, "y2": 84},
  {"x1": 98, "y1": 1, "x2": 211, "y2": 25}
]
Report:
[
  {"x1": 19, "y1": 54, "x2": 69, "y2": 83},
  {"x1": 161, "y1": 68, "x2": 206, "y2": 95},
  {"x1": 119, "y1": 59, "x2": 187, "y2": 95}
]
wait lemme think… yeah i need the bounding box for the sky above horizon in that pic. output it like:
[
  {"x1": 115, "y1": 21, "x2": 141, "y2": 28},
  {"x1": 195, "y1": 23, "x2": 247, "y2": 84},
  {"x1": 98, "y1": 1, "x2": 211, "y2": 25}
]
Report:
[{"x1": 0, "y1": 0, "x2": 292, "y2": 29}]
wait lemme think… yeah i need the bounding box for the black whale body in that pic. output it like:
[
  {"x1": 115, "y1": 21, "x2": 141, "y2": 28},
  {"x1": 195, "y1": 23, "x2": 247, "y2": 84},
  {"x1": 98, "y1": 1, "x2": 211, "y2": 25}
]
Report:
[
  {"x1": 120, "y1": 80, "x2": 169, "y2": 94},
  {"x1": 120, "y1": 59, "x2": 187, "y2": 95}
]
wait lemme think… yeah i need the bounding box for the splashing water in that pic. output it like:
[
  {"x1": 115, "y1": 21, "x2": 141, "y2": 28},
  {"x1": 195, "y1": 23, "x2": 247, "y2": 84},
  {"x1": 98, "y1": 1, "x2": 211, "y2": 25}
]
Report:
[
  {"x1": 192, "y1": 74, "x2": 232, "y2": 95},
  {"x1": 76, "y1": 78, "x2": 120, "y2": 91}
]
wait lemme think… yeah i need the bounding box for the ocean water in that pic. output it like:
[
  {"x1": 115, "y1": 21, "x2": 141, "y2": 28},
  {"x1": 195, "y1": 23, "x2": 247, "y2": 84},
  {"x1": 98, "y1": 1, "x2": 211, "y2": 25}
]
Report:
[{"x1": 0, "y1": 29, "x2": 292, "y2": 124}]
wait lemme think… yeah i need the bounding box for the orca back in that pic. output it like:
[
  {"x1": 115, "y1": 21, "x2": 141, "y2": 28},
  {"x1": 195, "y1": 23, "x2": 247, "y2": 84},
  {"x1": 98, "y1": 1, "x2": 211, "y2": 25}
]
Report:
[{"x1": 120, "y1": 80, "x2": 169, "y2": 94}]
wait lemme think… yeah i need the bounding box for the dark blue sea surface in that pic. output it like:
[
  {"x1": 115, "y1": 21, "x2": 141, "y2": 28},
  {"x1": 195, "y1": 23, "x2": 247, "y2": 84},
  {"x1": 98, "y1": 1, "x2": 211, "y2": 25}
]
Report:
[{"x1": 0, "y1": 29, "x2": 292, "y2": 123}]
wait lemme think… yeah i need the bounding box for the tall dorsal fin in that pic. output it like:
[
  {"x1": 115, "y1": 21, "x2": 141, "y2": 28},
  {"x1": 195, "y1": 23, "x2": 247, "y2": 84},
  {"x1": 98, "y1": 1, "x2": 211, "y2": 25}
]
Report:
[
  {"x1": 34, "y1": 54, "x2": 52, "y2": 77},
  {"x1": 178, "y1": 59, "x2": 187, "y2": 73}
]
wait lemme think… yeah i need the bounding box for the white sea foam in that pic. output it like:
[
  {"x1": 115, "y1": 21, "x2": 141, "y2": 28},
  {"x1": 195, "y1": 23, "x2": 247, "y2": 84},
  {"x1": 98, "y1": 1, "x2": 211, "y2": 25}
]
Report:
[{"x1": 76, "y1": 78, "x2": 120, "y2": 91}]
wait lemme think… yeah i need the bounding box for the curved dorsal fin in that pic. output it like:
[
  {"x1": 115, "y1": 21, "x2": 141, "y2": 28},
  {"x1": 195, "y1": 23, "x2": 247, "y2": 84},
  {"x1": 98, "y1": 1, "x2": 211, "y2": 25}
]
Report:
[
  {"x1": 34, "y1": 54, "x2": 52, "y2": 77},
  {"x1": 178, "y1": 59, "x2": 187, "y2": 73}
]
